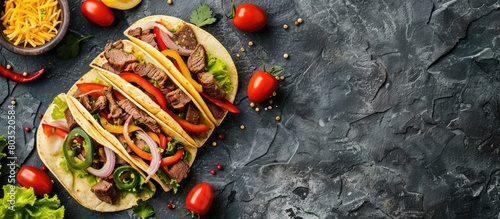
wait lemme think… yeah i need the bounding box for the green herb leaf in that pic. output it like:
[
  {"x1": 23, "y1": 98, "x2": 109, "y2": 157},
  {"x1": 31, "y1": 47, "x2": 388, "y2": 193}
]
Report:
[
  {"x1": 190, "y1": 3, "x2": 217, "y2": 27},
  {"x1": 56, "y1": 33, "x2": 93, "y2": 60},
  {"x1": 132, "y1": 199, "x2": 156, "y2": 219},
  {"x1": 0, "y1": 135, "x2": 6, "y2": 175}
]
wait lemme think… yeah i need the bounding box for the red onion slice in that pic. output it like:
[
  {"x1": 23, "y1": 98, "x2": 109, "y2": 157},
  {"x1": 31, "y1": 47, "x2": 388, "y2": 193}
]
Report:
[
  {"x1": 136, "y1": 131, "x2": 161, "y2": 183},
  {"x1": 157, "y1": 27, "x2": 194, "y2": 56},
  {"x1": 152, "y1": 23, "x2": 173, "y2": 38},
  {"x1": 85, "y1": 147, "x2": 116, "y2": 178}
]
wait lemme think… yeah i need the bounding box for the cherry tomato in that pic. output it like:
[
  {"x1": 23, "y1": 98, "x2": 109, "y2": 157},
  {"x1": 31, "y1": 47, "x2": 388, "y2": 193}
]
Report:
[
  {"x1": 81, "y1": 0, "x2": 115, "y2": 27},
  {"x1": 185, "y1": 182, "x2": 214, "y2": 216},
  {"x1": 17, "y1": 165, "x2": 53, "y2": 196},
  {"x1": 247, "y1": 70, "x2": 278, "y2": 103},
  {"x1": 232, "y1": 3, "x2": 267, "y2": 32}
]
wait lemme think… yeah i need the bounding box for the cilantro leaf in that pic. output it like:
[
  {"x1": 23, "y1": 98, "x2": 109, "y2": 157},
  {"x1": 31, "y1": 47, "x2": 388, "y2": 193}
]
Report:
[
  {"x1": 56, "y1": 33, "x2": 93, "y2": 60},
  {"x1": 132, "y1": 199, "x2": 156, "y2": 219},
  {"x1": 190, "y1": 3, "x2": 217, "y2": 27}
]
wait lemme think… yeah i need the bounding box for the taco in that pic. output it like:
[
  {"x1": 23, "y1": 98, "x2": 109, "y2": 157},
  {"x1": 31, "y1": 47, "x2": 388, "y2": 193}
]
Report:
[
  {"x1": 123, "y1": 15, "x2": 240, "y2": 126},
  {"x1": 64, "y1": 69, "x2": 197, "y2": 193},
  {"x1": 37, "y1": 93, "x2": 156, "y2": 212},
  {"x1": 90, "y1": 39, "x2": 215, "y2": 147}
]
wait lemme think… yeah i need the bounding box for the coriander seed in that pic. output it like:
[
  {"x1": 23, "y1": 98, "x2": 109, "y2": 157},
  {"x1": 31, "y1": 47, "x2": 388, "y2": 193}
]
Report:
[
  {"x1": 283, "y1": 24, "x2": 289, "y2": 29},
  {"x1": 248, "y1": 41, "x2": 254, "y2": 46},
  {"x1": 283, "y1": 53, "x2": 289, "y2": 59}
]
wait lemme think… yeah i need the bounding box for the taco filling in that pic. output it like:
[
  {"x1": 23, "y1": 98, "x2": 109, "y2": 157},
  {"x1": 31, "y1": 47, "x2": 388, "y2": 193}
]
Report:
[{"x1": 72, "y1": 84, "x2": 193, "y2": 191}]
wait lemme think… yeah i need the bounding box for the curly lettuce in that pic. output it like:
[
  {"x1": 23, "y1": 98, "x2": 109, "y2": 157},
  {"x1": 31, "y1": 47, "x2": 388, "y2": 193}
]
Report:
[
  {"x1": 0, "y1": 185, "x2": 65, "y2": 219},
  {"x1": 205, "y1": 52, "x2": 232, "y2": 93}
]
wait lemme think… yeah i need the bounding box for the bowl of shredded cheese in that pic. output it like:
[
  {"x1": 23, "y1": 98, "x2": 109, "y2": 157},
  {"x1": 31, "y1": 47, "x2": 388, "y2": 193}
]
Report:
[{"x1": 0, "y1": 0, "x2": 70, "y2": 56}]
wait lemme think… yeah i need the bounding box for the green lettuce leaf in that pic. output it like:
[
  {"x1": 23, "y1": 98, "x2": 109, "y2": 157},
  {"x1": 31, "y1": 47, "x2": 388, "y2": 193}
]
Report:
[
  {"x1": 132, "y1": 199, "x2": 156, "y2": 219},
  {"x1": 205, "y1": 52, "x2": 232, "y2": 93},
  {"x1": 51, "y1": 96, "x2": 68, "y2": 120},
  {"x1": 0, "y1": 135, "x2": 7, "y2": 174},
  {"x1": 0, "y1": 185, "x2": 65, "y2": 219}
]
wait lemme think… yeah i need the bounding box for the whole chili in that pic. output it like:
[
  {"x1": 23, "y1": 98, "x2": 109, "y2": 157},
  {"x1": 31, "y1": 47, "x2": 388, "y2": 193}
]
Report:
[{"x1": 0, "y1": 64, "x2": 44, "y2": 82}]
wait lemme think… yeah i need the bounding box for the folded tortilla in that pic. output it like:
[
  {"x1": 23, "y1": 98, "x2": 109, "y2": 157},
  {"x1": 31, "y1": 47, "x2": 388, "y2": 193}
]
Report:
[
  {"x1": 90, "y1": 39, "x2": 215, "y2": 148},
  {"x1": 123, "y1": 15, "x2": 239, "y2": 126},
  {"x1": 65, "y1": 69, "x2": 198, "y2": 192},
  {"x1": 37, "y1": 93, "x2": 156, "y2": 212}
]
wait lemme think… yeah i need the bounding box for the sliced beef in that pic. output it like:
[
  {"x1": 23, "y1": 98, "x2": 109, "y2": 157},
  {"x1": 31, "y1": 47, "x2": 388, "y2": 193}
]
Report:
[
  {"x1": 104, "y1": 42, "x2": 138, "y2": 72},
  {"x1": 207, "y1": 101, "x2": 225, "y2": 119},
  {"x1": 118, "y1": 99, "x2": 161, "y2": 133},
  {"x1": 115, "y1": 155, "x2": 127, "y2": 165},
  {"x1": 134, "y1": 139, "x2": 148, "y2": 150},
  {"x1": 127, "y1": 27, "x2": 142, "y2": 38},
  {"x1": 140, "y1": 33, "x2": 158, "y2": 50},
  {"x1": 163, "y1": 160, "x2": 190, "y2": 183},
  {"x1": 197, "y1": 72, "x2": 226, "y2": 99},
  {"x1": 104, "y1": 87, "x2": 123, "y2": 124},
  {"x1": 78, "y1": 95, "x2": 107, "y2": 115},
  {"x1": 166, "y1": 89, "x2": 191, "y2": 109},
  {"x1": 125, "y1": 63, "x2": 169, "y2": 88},
  {"x1": 117, "y1": 134, "x2": 133, "y2": 153},
  {"x1": 187, "y1": 44, "x2": 206, "y2": 73},
  {"x1": 171, "y1": 25, "x2": 197, "y2": 50},
  {"x1": 185, "y1": 103, "x2": 200, "y2": 124},
  {"x1": 64, "y1": 108, "x2": 78, "y2": 130},
  {"x1": 102, "y1": 62, "x2": 121, "y2": 74},
  {"x1": 90, "y1": 180, "x2": 117, "y2": 205}
]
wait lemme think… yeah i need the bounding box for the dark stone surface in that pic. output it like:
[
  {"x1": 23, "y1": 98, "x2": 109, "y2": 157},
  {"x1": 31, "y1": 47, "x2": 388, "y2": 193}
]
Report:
[{"x1": 1, "y1": 0, "x2": 500, "y2": 218}]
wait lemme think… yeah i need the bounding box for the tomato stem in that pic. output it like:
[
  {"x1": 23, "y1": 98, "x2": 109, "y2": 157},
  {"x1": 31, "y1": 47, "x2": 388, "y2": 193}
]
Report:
[{"x1": 261, "y1": 60, "x2": 284, "y2": 76}]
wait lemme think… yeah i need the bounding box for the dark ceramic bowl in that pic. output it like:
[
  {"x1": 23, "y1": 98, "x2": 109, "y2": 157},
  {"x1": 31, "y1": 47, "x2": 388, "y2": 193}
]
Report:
[{"x1": 0, "y1": 0, "x2": 70, "y2": 56}]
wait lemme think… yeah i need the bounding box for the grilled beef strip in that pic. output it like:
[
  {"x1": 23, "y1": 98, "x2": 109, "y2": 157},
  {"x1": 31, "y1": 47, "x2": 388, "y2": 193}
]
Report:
[
  {"x1": 104, "y1": 87, "x2": 123, "y2": 124},
  {"x1": 77, "y1": 94, "x2": 107, "y2": 115},
  {"x1": 91, "y1": 180, "x2": 118, "y2": 204},
  {"x1": 187, "y1": 44, "x2": 206, "y2": 73},
  {"x1": 125, "y1": 62, "x2": 169, "y2": 88},
  {"x1": 171, "y1": 25, "x2": 197, "y2": 50},
  {"x1": 64, "y1": 108, "x2": 78, "y2": 130},
  {"x1": 127, "y1": 27, "x2": 142, "y2": 38},
  {"x1": 207, "y1": 101, "x2": 225, "y2": 119},
  {"x1": 185, "y1": 103, "x2": 200, "y2": 124},
  {"x1": 118, "y1": 99, "x2": 161, "y2": 134},
  {"x1": 104, "y1": 42, "x2": 138, "y2": 72},
  {"x1": 197, "y1": 72, "x2": 226, "y2": 99},
  {"x1": 166, "y1": 88, "x2": 191, "y2": 109},
  {"x1": 139, "y1": 33, "x2": 158, "y2": 50},
  {"x1": 162, "y1": 160, "x2": 190, "y2": 183}
]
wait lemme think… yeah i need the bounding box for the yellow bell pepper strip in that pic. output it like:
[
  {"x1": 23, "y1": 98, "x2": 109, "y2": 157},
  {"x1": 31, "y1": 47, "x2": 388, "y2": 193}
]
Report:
[
  {"x1": 99, "y1": 116, "x2": 142, "y2": 134},
  {"x1": 147, "y1": 132, "x2": 160, "y2": 144},
  {"x1": 161, "y1": 49, "x2": 203, "y2": 92}
]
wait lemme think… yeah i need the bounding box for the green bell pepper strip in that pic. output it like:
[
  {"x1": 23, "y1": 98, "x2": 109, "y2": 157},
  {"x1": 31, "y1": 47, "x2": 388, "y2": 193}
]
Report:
[
  {"x1": 113, "y1": 165, "x2": 141, "y2": 190},
  {"x1": 63, "y1": 127, "x2": 93, "y2": 170}
]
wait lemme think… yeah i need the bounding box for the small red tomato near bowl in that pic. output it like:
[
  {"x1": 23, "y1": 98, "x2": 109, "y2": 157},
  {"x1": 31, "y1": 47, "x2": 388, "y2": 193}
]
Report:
[
  {"x1": 17, "y1": 165, "x2": 53, "y2": 196},
  {"x1": 81, "y1": 0, "x2": 115, "y2": 27},
  {"x1": 185, "y1": 182, "x2": 214, "y2": 216},
  {"x1": 247, "y1": 66, "x2": 284, "y2": 103},
  {"x1": 232, "y1": 3, "x2": 267, "y2": 32}
]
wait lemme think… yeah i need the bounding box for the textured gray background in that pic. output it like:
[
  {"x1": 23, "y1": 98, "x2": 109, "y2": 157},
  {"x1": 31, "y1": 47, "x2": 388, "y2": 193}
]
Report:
[{"x1": 1, "y1": 0, "x2": 500, "y2": 218}]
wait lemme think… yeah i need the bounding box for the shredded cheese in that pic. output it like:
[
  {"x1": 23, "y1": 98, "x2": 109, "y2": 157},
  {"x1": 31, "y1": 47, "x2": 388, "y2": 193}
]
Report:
[{"x1": 1, "y1": 0, "x2": 61, "y2": 48}]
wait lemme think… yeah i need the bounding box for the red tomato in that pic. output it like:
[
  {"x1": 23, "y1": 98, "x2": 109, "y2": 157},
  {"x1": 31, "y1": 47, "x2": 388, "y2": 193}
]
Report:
[
  {"x1": 247, "y1": 70, "x2": 278, "y2": 103},
  {"x1": 17, "y1": 165, "x2": 53, "y2": 196},
  {"x1": 232, "y1": 3, "x2": 267, "y2": 32},
  {"x1": 185, "y1": 182, "x2": 214, "y2": 216},
  {"x1": 81, "y1": 0, "x2": 114, "y2": 27}
]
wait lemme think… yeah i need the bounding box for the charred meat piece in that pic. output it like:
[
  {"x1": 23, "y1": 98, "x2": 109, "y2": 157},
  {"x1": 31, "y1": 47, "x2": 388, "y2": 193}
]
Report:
[
  {"x1": 64, "y1": 108, "x2": 78, "y2": 130},
  {"x1": 207, "y1": 101, "x2": 225, "y2": 119},
  {"x1": 104, "y1": 87, "x2": 123, "y2": 124},
  {"x1": 166, "y1": 88, "x2": 191, "y2": 109},
  {"x1": 187, "y1": 44, "x2": 206, "y2": 73},
  {"x1": 163, "y1": 160, "x2": 190, "y2": 183},
  {"x1": 125, "y1": 63, "x2": 169, "y2": 88},
  {"x1": 118, "y1": 99, "x2": 161, "y2": 133},
  {"x1": 102, "y1": 62, "x2": 121, "y2": 74},
  {"x1": 197, "y1": 72, "x2": 226, "y2": 99},
  {"x1": 127, "y1": 27, "x2": 142, "y2": 38},
  {"x1": 171, "y1": 25, "x2": 197, "y2": 50},
  {"x1": 104, "y1": 42, "x2": 138, "y2": 72},
  {"x1": 185, "y1": 103, "x2": 200, "y2": 124},
  {"x1": 139, "y1": 33, "x2": 158, "y2": 50},
  {"x1": 78, "y1": 95, "x2": 107, "y2": 115},
  {"x1": 90, "y1": 180, "x2": 118, "y2": 204}
]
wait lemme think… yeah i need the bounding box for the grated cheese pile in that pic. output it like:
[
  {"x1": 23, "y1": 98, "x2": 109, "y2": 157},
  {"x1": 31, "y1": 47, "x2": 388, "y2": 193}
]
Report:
[{"x1": 1, "y1": 0, "x2": 61, "y2": 47}]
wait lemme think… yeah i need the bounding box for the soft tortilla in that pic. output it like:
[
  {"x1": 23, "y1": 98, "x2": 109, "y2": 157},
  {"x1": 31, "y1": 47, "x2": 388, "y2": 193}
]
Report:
[
  {"x1": 124, "y1": 15, "x2": 238, "y2": 126},
  {"x1": 37, "y1": 93, "x2": 156, "y2": 212},
  {"x1": 90, "y1": 39, "x2": 215, "y2": 148},
  {"x1": 65, "y1": 69, "x2": 198, "y2": 192}
]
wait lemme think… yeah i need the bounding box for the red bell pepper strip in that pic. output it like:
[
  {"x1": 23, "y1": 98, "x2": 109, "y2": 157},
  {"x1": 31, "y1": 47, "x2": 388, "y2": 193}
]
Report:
[
  {"x1": 76, "y1": 83, "x2": 107, "y2": 98},
  {"x1": 0, "y1": 64, "x2": 44, "y2": 83},
  {"x1": 159, "y1": 148, "x2": 184, "y2": 167},
  {"x1": 41, "y1": 123, "x2": 68, "y2": 139},
  {"x1": 200, "y1": 92, "x2": 240, "y2": 114},
  {"x1": 154, "y1": 26, "x2": 168, "y2": 51},
  {"x1": 119, "y1": 72, "x2": 168, "y2": 111},
  {"x1": 159, "y1": 133, "x2": 168, "y2": 150},
  {"x1": 119, "y1": 72, "x2": 210, "y2": 133}
]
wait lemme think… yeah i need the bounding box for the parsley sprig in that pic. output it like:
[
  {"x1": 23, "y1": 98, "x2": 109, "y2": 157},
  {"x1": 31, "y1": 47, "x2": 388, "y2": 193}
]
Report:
[
  {"x1": 56, "y1": 33, "x2": 93, "y2": 60},
  {"x1": 190, "y1": 3, "x2": 217, "y2": 27}
]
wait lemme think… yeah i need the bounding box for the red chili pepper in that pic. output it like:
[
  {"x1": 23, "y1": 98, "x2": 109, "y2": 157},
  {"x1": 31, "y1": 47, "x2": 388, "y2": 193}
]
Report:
[
  {"x1": 200, "y1": 92, "x2": 240, "y2": 114},
  {"x1": 0, "y1": 64, "x2": 44, "y2": 83},
  {"x1": 119, "y1": 72, "x2": 210, "y2": 133},
  {"x1": 154, "y1": 26, "x2": 168, "y2": 51},
  {"x1": 41, "y1": 123, "x2": 68, "y2": 139},
  {"x1": 160, "y1": 148, "x2": 184, "y2": 167}
]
